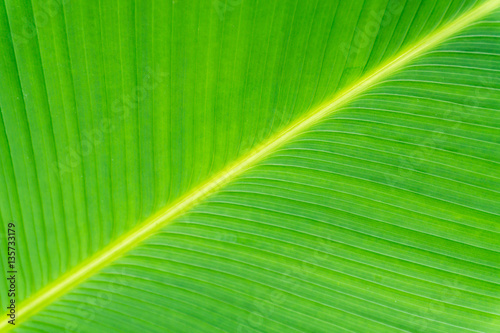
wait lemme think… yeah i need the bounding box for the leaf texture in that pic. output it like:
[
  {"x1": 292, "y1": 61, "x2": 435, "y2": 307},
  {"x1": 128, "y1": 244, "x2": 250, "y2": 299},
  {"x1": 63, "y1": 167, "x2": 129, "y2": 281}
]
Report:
[{"x1": 0, "y1": 0, "x2": 499, "y2": 332}]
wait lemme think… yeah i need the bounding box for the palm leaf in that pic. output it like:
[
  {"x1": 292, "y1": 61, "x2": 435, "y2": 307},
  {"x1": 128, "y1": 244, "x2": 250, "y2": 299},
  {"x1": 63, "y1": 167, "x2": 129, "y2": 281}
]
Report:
[{"x1": 1, "y1": 0, "x2": 499, "y2": 331}]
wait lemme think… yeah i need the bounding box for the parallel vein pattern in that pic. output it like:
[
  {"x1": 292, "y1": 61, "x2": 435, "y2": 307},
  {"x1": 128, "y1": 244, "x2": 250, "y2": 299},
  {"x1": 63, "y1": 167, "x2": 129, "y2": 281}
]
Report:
[
  {"x1": 0, "y1": 0, "x2": 499, "y2": 332},
  {"x1": 0, "y1": 0, "x2": 486, "y2": 303},
  {"x1": 24, "y1": 12, "x2": 498, "y2": 332}
]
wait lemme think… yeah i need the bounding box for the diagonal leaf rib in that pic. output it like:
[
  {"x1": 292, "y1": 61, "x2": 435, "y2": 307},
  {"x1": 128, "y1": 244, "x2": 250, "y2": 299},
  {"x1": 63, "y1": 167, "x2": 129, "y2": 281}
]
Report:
[{"x1": 2, "y1": 0, "x2": 499, "y2": 330}]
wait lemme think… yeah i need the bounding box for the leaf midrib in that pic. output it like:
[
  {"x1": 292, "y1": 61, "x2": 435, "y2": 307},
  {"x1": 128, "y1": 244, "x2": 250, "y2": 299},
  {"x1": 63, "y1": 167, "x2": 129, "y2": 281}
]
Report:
[{"x1": 3, "y1": 0, "x2": 499, "y2": 330}]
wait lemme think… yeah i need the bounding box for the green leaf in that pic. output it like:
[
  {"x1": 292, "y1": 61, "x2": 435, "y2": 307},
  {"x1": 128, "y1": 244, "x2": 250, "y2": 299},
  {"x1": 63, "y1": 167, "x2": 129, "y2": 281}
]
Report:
[{"x1": 1, "y1": 0, "x2": 499, "y2": 331}]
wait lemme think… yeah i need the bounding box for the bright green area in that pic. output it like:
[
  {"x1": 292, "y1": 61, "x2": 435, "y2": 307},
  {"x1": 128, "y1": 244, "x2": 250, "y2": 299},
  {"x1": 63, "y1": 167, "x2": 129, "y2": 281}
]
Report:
[{"x1": 0, "y1": 0, "x2": 499, "y2": 331}]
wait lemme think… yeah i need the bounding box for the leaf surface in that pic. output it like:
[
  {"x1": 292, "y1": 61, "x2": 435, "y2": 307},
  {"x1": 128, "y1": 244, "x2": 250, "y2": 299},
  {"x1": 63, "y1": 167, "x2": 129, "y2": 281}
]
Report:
[{"x1": 0, "y1": 0, "x2": 499, "y2": 332}]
